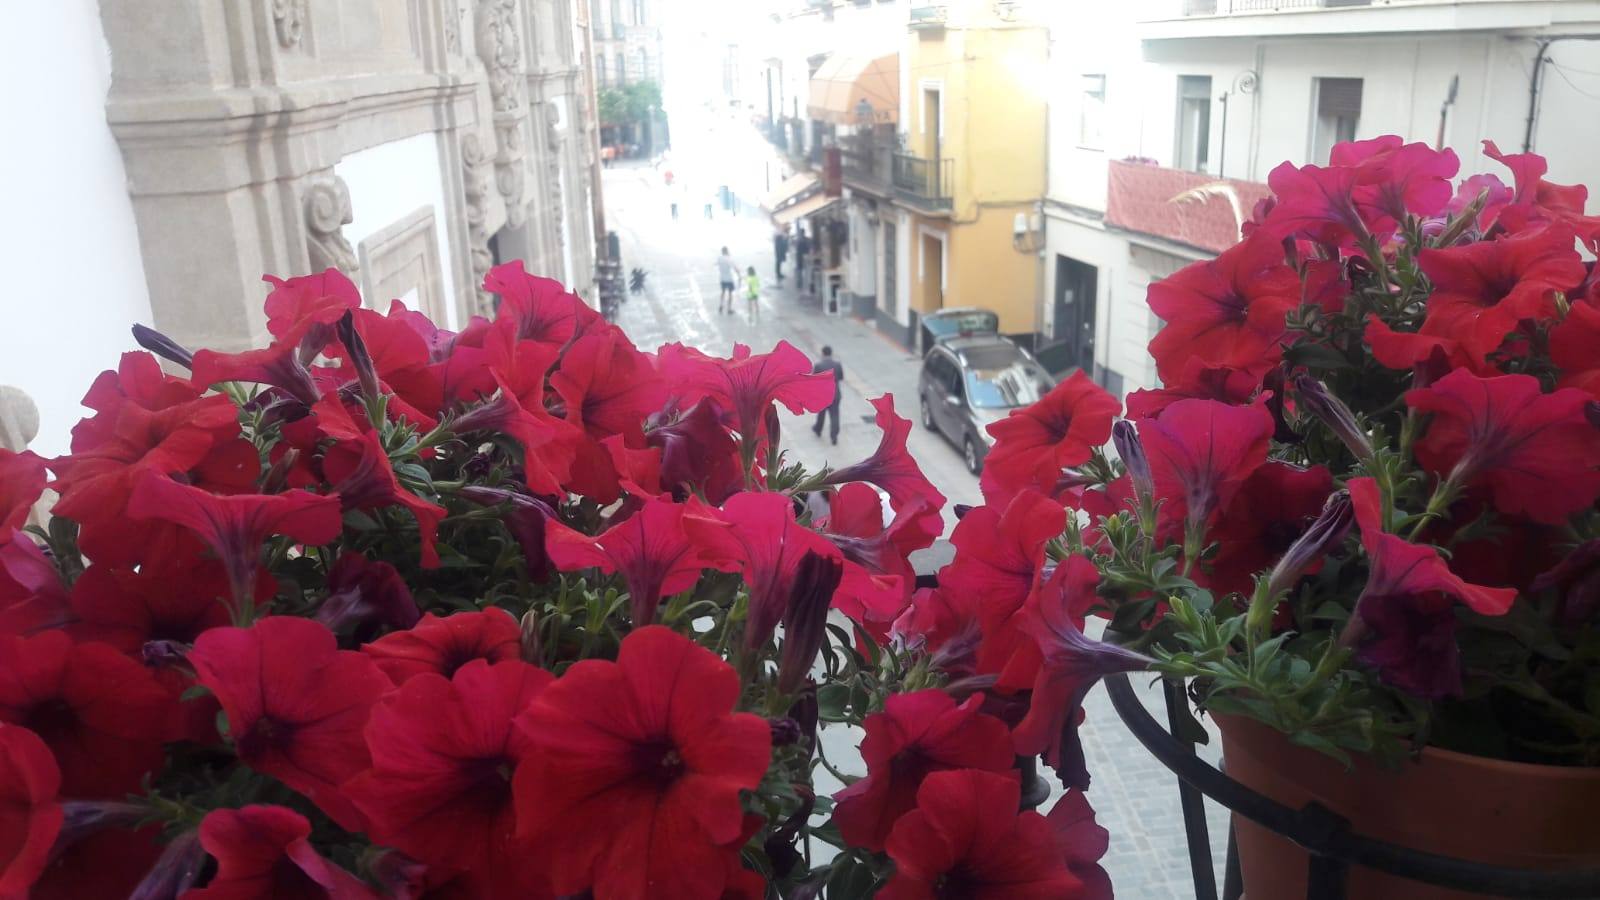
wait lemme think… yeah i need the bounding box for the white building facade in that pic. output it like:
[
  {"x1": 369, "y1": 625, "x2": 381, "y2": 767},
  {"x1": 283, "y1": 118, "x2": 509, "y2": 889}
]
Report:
[{"x1": 1042, "y1": 0, "x2": 1600, "y2": 398}]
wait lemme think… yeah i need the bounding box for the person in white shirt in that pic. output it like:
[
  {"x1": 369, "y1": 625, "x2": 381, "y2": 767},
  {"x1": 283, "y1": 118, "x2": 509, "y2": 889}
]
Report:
[{"x1": 715, "y1": 247, "x2": 738, "y2": 314}]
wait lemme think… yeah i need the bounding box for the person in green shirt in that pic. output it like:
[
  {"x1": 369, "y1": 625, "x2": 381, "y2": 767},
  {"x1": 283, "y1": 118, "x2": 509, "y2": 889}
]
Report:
[{"x1": 744, "y1": 266, "x2": 761, "y2": 322}]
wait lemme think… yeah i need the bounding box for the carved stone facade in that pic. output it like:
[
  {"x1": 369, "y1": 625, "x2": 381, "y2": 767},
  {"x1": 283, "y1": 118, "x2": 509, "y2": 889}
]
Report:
[{"x1": 91, "y1": 0, "x2": 600, "y2": 352}]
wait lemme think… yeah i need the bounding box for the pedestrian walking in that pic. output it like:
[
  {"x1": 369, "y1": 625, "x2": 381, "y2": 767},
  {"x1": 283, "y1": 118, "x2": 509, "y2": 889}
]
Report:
[
  {"x1": 744, "y1": 266, "x2": 762, "y2": 322},
  {"x1": 774, "y1": 230, "x2": 790, "y2": 283},
  {"x1": 716, "y1": 247, "x2": 737, "y2": 314},
  {"x1": 811, "y1": 345, "x2": 843, "y2": 445}
]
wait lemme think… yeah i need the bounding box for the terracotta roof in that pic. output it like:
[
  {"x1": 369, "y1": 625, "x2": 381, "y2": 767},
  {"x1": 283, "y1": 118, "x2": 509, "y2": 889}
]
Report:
[{"x1": 1104, "y1": 160, "x2": 1272, "y2": 255}]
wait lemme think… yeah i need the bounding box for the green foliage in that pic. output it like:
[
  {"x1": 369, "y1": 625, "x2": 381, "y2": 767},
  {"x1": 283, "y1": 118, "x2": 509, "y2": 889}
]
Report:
[{"x1": 597, "y1": 79, "x2": 662, "y2": 126}]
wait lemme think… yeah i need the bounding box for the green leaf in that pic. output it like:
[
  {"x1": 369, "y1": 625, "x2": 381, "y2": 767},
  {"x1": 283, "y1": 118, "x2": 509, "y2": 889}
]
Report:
[{"x1": 817, "y1": 683, "x2": 850, "y2": 721}]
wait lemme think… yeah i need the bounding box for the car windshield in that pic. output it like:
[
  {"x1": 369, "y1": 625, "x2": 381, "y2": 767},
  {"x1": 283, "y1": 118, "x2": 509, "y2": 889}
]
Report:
[{"x1": 963, "y1": 355, "x2": 1052, "y2": 409}]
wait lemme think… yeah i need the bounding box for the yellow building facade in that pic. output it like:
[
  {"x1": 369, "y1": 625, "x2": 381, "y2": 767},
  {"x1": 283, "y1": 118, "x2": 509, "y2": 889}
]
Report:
[{"x1": 896, "y1": 7, "x2": 1048, "y2": 339}]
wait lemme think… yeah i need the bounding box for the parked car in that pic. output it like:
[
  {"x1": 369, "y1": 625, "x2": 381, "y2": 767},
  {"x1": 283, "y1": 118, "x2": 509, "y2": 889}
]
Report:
[
  {"x1": 918, "y1": 307, "x2": 1001, "y2": 355},
  {"x1": 918, "y1": 335, "x2": 1055, "y2": 474}
]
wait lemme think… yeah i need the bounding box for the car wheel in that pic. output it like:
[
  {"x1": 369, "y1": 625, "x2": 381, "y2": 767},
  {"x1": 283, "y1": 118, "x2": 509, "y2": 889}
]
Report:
[
  {"x1": 920, "y1": 395, "x2": 937, "y2": 431},
  {"x1": 963, "y1": 435, "x2": 982, "y2": 475}
]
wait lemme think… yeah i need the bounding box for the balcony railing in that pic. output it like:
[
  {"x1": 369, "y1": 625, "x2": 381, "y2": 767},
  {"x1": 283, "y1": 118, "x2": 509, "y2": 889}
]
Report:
[
  {"x1": 840, "y1": 134, "x2": 893, "y2": 194},
  {"x1": 891, "y1": 153, "x2": 953, "y2": 211},
  {"x1": 1183, "y1": 0, "x2": 1372, "y2": 13}
]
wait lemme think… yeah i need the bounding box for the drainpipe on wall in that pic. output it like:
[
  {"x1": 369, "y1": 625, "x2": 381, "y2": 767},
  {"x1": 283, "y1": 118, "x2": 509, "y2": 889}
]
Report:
[{"x1": 1523, "y1": 39, "x2": 1552, "y2": 153}]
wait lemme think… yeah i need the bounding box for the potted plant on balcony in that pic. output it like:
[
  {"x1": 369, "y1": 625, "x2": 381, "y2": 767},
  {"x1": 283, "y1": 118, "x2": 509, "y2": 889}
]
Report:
[
  {"x1": 0, "y1": 263, "x2": 1117, "y2": 898},
  {"x1": 894, "y1": 136, "x2": 1600, "y2": 899}
]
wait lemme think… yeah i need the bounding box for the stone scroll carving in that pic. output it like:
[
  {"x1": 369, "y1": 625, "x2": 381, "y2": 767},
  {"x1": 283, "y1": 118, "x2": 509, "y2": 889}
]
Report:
[
  {"x1": 543, "y1": 102, "x2": 568, "y2": 269},
  {"x1": 272, "y1": 0, "x2": 308, "y2": 49},
  {"x1": 477, "y1": 0, "x2": 528, "y2": 227},
  {"x1": 304, "y1": 176, "x2": 360, "y2": 277},
  {"x1": 462, "y1": 133, "x2": 495, "y2": 312}
]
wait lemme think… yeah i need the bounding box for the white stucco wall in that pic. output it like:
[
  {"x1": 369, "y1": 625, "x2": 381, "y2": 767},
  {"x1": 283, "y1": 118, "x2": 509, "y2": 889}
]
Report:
[
  {"x1": 335, "y1": 133, "x2": 461, "y2": 329},
  {"x1": 0, "y1": 2, "x2": 154, "y2": 458}
]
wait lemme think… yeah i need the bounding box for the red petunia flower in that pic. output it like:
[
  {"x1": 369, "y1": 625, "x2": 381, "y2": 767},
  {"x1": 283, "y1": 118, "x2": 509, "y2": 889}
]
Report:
[
  {"x1": 0, "y1": 632, "x2": 177, "y2": 797},
  {"x1": 1417, "y1": 224, "x2": 1585, "y2": 361},
  {"x1": 832, "y1": 690, "x2": 1014, "y2": 852},
  {"x1": 544, "y1": 495, "x2": 731, "y2": 627},
  {"x1": 1405, "y1": 370, "x2": 1600, "y2": 524},
  {"x1": 262, "y1": 270, "x2": 362, "y2": 344},
  {"x1": 449, "y1": 371, "x2": 581, "y2": 497},
  {"x1": 0, "y1": 451, "x2": 45, "y2": 539},
  {"x1": 187, "y1": 805, "x2": 378, "y2": 900},
  {"x1": 1201, "y1": 461, "x2": 1334, "y2": 598},
  {"x1": 879, "y1": 768, "x2": 1081, "y2": 900},
  {"x1": 361, "y1": 609, "x2": 522, "y2": 685},
  {"x1": 314, "y1": 552, "x2": 420, "y2": 640},
  {"x1": 551, "y1": 328, "x2": 665, "y2": 442},
  {"x1": 0, "y1": 535, "x2": 71, "y2": 636},
  {"x1": 659, "y1": 341, "x2": 836, "y2": 464},
  {"x1": 189, "y1": 618, "x2": 391, "y2": 829},
  {"x1": 1331, "y1": 136, "x2": 1460, "y2": 222},
  {"x1": 1146, "y1": 232, "x2": 1302, "y2": 384},
  {"x1": 1139, "y1": 398, "x2": 1273, "y2": 546},
  {"x1": 485, "y1": 261, "x2": 604, "y2": 350},
  {"x1": 1046, "y1": 789, "x2": 1113, "y2": 900},
  {"x1": 1551, "y1": 300, "x2": 1600, "y2": 400},
  {"x1": 1011, "y1": 556, "x2": 1150, "y2": 790},
  {"x1": 513, "y1": 626, "x2": 772, "y2": 900},
  {"x1": 822, "y1": 393, "x2": 947, "y2": 515},
  {"x1": 979, "y1": 372, "x2": 1119, "y2": 507},
  {"x1": 937, "y1": 490, "x2": 1064, "y2": 619},
  {"x1": 1124, "y1": 359, "x2": 1259, "y2": 420},
  {"x1": 683, "y1": 492, "x2": 840, "y2": 649},
  {"x1": 1345, "y1": 477, "x2": 1517, "y2": 698},
  {"x1": 322, "y1": 429, "x2": 447, "y2": 569},
  {"x1": 1364, "y1": 315, "x2": 1486, "y2": 376},
  {"x1": 817, "y1": 483, "x2": 938, "y2": 631},
  {"x1": 1481, "y1": 140, "x2": 1590, "y2": 235},
  {"x1": 646, "y1": 398, "x2": 744, "y2": 503},
  {"x1": 127, "y1": 473, "x2": 343, "y2": 613},
  {"x1": 347, "y1": 659, "x2": 553, "y2": 899},
  {"x1": 1263, "y1": 160, "x2": 1379, "y2": 246},
  {"x1": 0, "y1": 725, "x2": 63, "y2": 897}
]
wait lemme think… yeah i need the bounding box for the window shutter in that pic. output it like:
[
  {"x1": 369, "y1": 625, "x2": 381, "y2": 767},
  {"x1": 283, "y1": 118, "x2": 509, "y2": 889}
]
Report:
[{"x1": 1318, "y1": 79, "x2": 1363, "y2": 118}]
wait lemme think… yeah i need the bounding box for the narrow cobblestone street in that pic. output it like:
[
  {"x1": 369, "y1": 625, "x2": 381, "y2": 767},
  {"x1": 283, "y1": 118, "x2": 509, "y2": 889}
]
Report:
[{"x1": 605, "y1": 157, "x2": 1230, "y2": 897}]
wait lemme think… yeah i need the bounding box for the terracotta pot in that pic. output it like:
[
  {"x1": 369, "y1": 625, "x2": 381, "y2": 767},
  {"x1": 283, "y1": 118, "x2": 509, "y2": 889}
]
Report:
[{"x1": 1217, "y1": 713, "x2": 1600, "y2": 900}]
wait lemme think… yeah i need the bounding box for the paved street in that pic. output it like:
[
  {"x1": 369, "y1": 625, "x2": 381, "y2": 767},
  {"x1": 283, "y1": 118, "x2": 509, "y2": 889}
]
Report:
[{"x1": 605, "y1": 155, "x2": 1229, "y2": 897}]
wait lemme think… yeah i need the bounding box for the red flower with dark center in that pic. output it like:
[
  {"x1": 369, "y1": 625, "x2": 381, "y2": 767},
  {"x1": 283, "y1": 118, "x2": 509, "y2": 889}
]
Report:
[
  {"x1": 127, "y1": 473, "x2": 343, "y2": 613},
  {"x1": 1331, "y1": 136, "x2": 1460, "y2": 222},
  {"x1": 1139, "y1": 398, "x2": 1274, "y2": 545},
  {"x1": 1124, "y1": 359, "x2": 1259, "y2": 419},
  {"x1": 189, "y1": 618, "x2": 390, "y2": 829},
  {"x1": 683, "y1": 492, "x2": 840, "y2": 649},
  {"x1": 1011, "y1": 556, "x2": 1151, "y2": 790},
  {"x1": 191, "y1": 326, "x2": 329, "y2": 409},
  {"x1": 0, "y1": 725, "x2": 63, "y2": 897},
  {"x1": 0, "y1": 632, "x2": 176, "y2": 797},
  {"x1": 65, "y1": 560, "x2": 239, "y2": 653},
  {"x1": 937, "y1": 490, "x2": 1064, "y2": 620},
  {"x1": 544, "y1": 496, "x2": 732, "y2": 627},
  {"x1": 646, "y1": 398, "x2": 743, "y2": 503},
  {"x1": 1263, "y1": 160, "x2": 1380, "y2": 246},
  {"x1": 1417, "y1": 224, "x2": 1585, "y2": 360},
  {"x1": 1345, "y1": 478, "x2": 1517, "y2": 698},
  {"x1": 1405, "y1": 370, "x2": 1600, "y2": 524},
  {"x1": 822, "y1": 393, "x2": 947, "y2": 516},
  {"x1": 0, "y1": 451, "x2": 44, "y2": 539},
  {"x1": 659, "y1": 341, "x2": 835, "y2": 463},
  {"x1": 513, "y1": 626, "x2": 771, "y2": 900},
  {"x1": 1146, "y1": 232, "x2": 1301, "y2": 384},
  {"x1": 361, "y1": 609, "x2": 522, "y2": 684},
  {"x1": 832, "y1": 690, "x2": 1013, "y2": 852},
  {"x1": 187, "y1": 805, "x2": 378, "y2": 900},
  {"x1": 485, "y1": 261, "x2": 603, "y2": 349},
  {"x1": 551, "y1": 328, "x2": 665, "y2": 442},
  {"x1": 1200, "y1": 462, "x2": 1334, "y2": 598},
  {"x1": 1551, "y1": 300, "x2": 1600, "y2": 400},
  {"x1": 261, "y1": 270, "x2": 362, "y2": 344},
  {"x1": 322, "y1": 430, "x2": 447, "y2": 569},
  {"x1": 1046, "y1": 789, "x2": 1113, "y2": 900},
  {"x1": 979, "y1": 372, "x2": 1119, "y2": 507},
  {"x1": 347, "y1": 660, "x2": 554, "y2": 899},
  {"x1": 879, "y1": 769, "x2": 1081, "y2": 900}
]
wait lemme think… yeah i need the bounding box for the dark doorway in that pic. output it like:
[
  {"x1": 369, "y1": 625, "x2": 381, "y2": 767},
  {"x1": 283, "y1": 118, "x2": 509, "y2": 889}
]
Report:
[
  {"x1": 882, "y1": 221, "x2": 897, "y2": 317},
  {"x1": 1053, "y1": 255, "x2": 1098, "y2": 372}
]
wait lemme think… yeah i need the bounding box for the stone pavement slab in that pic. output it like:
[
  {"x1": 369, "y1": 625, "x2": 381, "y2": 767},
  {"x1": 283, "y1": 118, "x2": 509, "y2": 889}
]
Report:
[{"x1": 603, "y1": 163, "x2": 1229, "y2": 898}]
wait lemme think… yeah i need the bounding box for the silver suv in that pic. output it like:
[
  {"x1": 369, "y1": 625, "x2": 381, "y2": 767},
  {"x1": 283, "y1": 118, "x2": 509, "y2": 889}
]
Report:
[{"x1": 918, "y1": 336, "x2": 1055, "y2": 474}]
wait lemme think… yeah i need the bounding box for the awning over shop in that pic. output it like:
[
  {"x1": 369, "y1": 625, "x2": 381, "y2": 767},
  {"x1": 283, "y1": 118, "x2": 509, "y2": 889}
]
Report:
[
  {"x1": 807, "y1": 53, "x2": 899, "y2": 125},
  {"x1": 763, "y1": 172, "x2": 820, "y2": 212},
  {"x1": 773, "y1": 193, "x2": 839, "y2": 227}
]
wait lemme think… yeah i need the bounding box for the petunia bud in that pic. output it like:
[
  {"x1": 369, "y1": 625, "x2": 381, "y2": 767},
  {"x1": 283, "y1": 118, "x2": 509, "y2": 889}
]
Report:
[
  {"x1": 141, "y1": 640, "x2": 189, "y2": 669},
  {"x1": 777, "y1": 551, "x2": 845, "y2": 694},
  {"x1": 519, "y1": 609, "x2": 542, "y2": 664},
  {"x1": 54, "y1": 801, "x2": 148, "y2": 857},
  {"x1": 1252, "y1": 491, "x2": 1353, "y2": 638},
  {"x1": 1111, "y1": 421, "x2": 1153, "y2": 508},
  {"x1": 128, "y1": 829, "x2": 204, "y2": 900},
  {"x1": 337, "y1": 312, "x2": 382, "y2": 405},
  {"x1": 131, "y1": 324, "x2": 195, "y2": 369},
  {"x1": 1587, "y1": 401, "x2": 1600, "y2": 431},
  {"x1": 768, "y1": 716, "x2": 803, "y2": 747},
  {"x1": 1293, "y1": 375, "x2": 1374, "y2": 463},
  {"x1": 368, "y1": 849, "x2": 429, "y2": 900},
  {"x1": 314, "y1": 553, "x2": 420, "y2": 640},
  {"x1": 260, "y1": 448, "x2": 301, "y2": 495},
  {"x1": 1531, "y1": 540, "x2": 1600, "y2": 628}
]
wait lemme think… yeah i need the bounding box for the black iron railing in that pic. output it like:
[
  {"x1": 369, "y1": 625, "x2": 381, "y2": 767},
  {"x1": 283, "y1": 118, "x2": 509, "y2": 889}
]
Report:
[
  {"x1": 1184, "y1": 0, "x2": 1372, "y2": 13},
  {"x1": 891, "y1": 153, "x2": 953, "y2": 211}
]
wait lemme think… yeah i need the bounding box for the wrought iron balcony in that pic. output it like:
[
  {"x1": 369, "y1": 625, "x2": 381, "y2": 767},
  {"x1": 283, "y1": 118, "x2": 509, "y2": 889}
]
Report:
[
  {"x1": 840, "y1": 133, "x2": 893, "y2": 194},
  {"x1": 891, "y1": 153, "x2": 952, "y2": 211}
]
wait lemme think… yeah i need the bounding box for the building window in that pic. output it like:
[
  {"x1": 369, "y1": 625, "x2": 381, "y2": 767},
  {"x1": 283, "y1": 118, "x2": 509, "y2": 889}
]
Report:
[
  {"x1": 1313, "y1": 77, "x2": 1363, "y2": 164},
  {"x1": 1176, "y1": 75, "x2": 1212, "y2": 173},
  {"x1": 1079, "y1": 74, "x2": 1105, "y2": 149},
  {"x1": 596, "y1": 59, "x2": 608, "y2": 87},
  {"x1": 632, "y1": 0, "x2": 644, "y2": 24},
  {"x1": 615, "y1": 54, "x2": 626, "y2": 85}
]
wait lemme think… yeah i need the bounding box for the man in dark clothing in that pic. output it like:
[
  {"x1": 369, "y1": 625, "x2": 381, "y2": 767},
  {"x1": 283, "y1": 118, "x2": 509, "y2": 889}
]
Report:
[
  {"x1": 794, "y1": 229, "x2": 812, "y2": 291},
  {"x1": 774, "y1": 231, "x2": 790, "y2": 283},
  {"x1": 811, "y1": 345, "x2": 844, "y2": 445}
]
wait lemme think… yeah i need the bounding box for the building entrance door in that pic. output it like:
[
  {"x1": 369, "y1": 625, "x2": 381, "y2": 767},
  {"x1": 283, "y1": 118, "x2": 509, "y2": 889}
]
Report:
[{"x1": 1053, "y1": 254, "x2": 1098, "y2": 373}]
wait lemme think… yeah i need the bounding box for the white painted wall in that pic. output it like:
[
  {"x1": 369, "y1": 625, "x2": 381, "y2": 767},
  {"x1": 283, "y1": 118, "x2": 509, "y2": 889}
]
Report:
[
  {"x1": 335, "y1": 133, "x2": 461, "y2": 328},
  {"x1": 0, "y1": 2, "x2": 154, "y2": 458}
]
